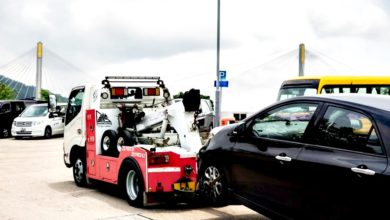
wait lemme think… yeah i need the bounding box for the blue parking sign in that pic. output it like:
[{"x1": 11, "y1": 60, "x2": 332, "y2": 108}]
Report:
[{"x1": 219, "y1": 71, "x2": 226, "y2": 81}]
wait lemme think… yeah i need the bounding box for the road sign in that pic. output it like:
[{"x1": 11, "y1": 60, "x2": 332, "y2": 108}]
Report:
[
  {"x1": 219, "y1": 70, "x2": 227, "y2": 81},
  {"x1": 214, "y1": 80, "x2": 229, "y2": 87}
]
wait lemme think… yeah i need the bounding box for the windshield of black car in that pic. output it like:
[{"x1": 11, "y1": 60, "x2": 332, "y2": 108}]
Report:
[{"x1": 21, "y1": 105, "x2": 48, "y2": 117}]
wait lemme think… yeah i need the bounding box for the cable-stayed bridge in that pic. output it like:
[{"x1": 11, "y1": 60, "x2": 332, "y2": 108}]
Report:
[
  {"x1": 0, "y1": 44, "x2": 96, "y2": 100},
  {"x1": 0, "y1": 43, "x2": 357, "y2": 103}
]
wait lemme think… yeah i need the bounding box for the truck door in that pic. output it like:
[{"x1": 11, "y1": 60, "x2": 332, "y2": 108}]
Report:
[{"x1": 64, "y1": 87, "x2": 85, "y2": 148}]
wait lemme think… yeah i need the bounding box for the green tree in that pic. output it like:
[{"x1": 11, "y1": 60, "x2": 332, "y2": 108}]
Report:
[
  {"x1": 173, "y1": 91, "x2": 214, "y2": 108},
  {"x1": 0, "y1": 83, "x2": 16, "y2": 100},
  {"x1": 174, "y1": 92, "x2": 211, "y2": 100},
  {"x1": 41, "y1": 89, "x2": 50, "y2": 101}
]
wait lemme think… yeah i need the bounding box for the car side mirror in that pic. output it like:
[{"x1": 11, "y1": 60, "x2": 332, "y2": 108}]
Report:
[
  {"x1": 232, "y1": 122, "x2": 246, "y2": 136},
  {"x1": 49, "y1": 112, "x2": 54, "y2": 118}
]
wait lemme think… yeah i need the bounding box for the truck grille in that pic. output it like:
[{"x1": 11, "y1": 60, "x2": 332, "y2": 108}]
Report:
[{"x1": 16, "y1": 121, "x2": 32, "y2": 127}]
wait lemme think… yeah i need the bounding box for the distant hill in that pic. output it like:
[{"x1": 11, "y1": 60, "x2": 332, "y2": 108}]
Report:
[{"x1": 0, "y1": 75, "x2": 68, "y2": 102}]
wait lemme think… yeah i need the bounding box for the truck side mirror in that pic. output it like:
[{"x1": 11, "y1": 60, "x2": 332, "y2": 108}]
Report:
[{"x1": 49, "y1": 95, "x2": 57, "y2": 112}]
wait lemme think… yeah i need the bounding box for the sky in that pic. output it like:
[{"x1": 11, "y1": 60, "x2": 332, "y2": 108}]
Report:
[{"x1": 1, "y1": 0, "x2": 390, "y2": 112}]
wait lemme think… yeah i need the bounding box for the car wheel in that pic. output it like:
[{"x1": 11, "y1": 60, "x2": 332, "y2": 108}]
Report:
[
  {"x1": 2, "y1": 128, "x2": 10, "y2": 138},
  {"x1": 44, "y1": 126, "x2": 52, "y2": 138},
  {"x1": 73, "y1": 156, "x2": 87, "y2": 187},
  {"x1": 101, "y1": 130, "x2": 117, "y2": 156},
  {"x1": 116, "y1": 130, "x2": 136, "y2": 157},
  {"x1": 120, "y1": 160, "x2": 144, "y2": 207},
  {"x1": 199, "y1": 163, "x2": 229, "y2": 206}
]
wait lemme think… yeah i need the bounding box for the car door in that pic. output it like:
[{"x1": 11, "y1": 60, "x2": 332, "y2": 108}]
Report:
[
  {"x1": 230, "y1": 102, "x2": 320, "y2": 216},
  {"x1": 51, "y1": 112, "x2": 64, "y2": 134},
  {"x1": 295, "y1": 105, "x2": 388, "y2": 219}
]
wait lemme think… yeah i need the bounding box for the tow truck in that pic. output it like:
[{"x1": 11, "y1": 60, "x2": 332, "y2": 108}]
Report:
[{"x1": 63, "y1": 76, "x2": 204, "y2": 206}]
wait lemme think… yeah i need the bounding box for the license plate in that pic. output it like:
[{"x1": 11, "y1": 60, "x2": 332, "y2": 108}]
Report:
[{"x1": 173, "y1": 181, "x2": 196, "y2": 192}]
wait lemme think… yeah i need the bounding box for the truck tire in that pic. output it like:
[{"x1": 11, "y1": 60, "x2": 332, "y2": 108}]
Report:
[
  {"x1": 101, "y1": 130, "x2": 117, "y2": 156},
  {"x1": 120, "y1": 160, "x2": 145, "y2": 207},
  {"x1": 73, "y1": 155, "x2": 88, "y2": 187},
  {"x1": 115, "y1": 130, "x2": 136, "y2": 157}
]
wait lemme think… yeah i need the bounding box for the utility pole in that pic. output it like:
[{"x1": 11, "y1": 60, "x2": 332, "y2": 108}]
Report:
[
  {"x1": 215, "y1": 0, "x2": 221, "y2": 127},
  {"x1": 35, "y1": 42, "x2": 43, "y2": 100},
  {"x1": 299, "y1": 43, "x2": 305, "y2": 76}
]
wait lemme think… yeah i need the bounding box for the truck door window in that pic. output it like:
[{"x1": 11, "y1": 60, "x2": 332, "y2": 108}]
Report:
[{"x1": 65, "y1": 88, "x2": 84, "y2": 125}]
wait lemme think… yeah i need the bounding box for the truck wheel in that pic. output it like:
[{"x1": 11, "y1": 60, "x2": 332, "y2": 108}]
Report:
[
  {"x1": 199, "y1": 163, "x2": 229, "y2": 207},
  {"x1": 120, "y1": 160, "x2": 144, "y2": 207},
  {"x1": 101, "y1": 130, "x2": 117, "y2": 156},
  {"x1": 73, "y1": 156, "x2": 87, "y2": 187},
  {"x1": 44, "y1": 126, "x2": 52, "y2": 138},
  {"x1": 116, "y1": 130, "x2": 136, "y2": 156}
]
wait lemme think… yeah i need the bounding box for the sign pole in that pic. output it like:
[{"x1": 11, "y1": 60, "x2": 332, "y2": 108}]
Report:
[{"x1": 215, "y1": 0, "x2": 221, "y2": 127}]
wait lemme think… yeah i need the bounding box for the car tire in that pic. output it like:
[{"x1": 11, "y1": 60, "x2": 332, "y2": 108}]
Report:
[
  {"x1": 199, "y1": 163, "x2": 229, "y2": 207},
  {"x1": 101, "y1": 130, "x2": 117, "y2": 156},
  {"x1": 1, "y1": 128, "x2": 10, "y2": 138},
  {"x1": 120, "y1": 160, "x2": 144, "y2": 207},
  {"x1": 73, "y1": 155, "x2": 88, "y2": 187},
  {"x1": 44, "y1": 126, "x2": 52, "y2": 138},
  {"x1": 115, "y1": 129, "x2": 136, "y2": 157}
]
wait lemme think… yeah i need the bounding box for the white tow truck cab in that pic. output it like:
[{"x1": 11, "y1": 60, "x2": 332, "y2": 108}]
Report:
[{"x1": 63, "y1": 76, "x2": 204, "y2": 206}]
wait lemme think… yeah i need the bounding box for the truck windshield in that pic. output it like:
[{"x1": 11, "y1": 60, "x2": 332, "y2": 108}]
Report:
[
  {"x1": 277, "y1": 87, "x2": 317, "y2": 101},
  {"x1": 21, "y1": 105, "x2": 48, "y2": 117}
]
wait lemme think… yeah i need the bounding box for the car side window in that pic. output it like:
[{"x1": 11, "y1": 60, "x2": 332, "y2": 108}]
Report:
[
  {"x1": 315, "y1": 106, "x2": 383, "y2": 155},
  {"x1": 250, "y1": 103, "x2": 318, "y2": 142},
  {"x1": 0, "y1": 103, "x2": 11, "y2": 113}
]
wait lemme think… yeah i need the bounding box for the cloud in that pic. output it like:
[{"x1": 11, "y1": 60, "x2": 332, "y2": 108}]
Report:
[
  {"x1": 2, "y1": 0, "x2": 390, "y2": 112},
  {"x1": 308, "y1": 0, "x2": 390, "y2": 39}
]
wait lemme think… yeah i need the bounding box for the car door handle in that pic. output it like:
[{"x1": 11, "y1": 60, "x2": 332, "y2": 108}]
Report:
[
  {"x1": 351, "y1": 167, "x2": 375, "y2": 176},
  {"x1": 275, "y1": 155, "x2": 292, "y2": 162}
]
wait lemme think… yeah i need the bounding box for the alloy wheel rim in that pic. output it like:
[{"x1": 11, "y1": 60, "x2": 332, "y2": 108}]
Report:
[
  {"x1": 126, "y1": 170, "x2": 139, "y2": 200},
  {"x1": 204, "y1": 166, "x2": 223, "y2": 199}
]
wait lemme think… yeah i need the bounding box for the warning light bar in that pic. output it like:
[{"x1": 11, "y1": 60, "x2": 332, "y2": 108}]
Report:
[{"x1": 143, "y1": 88, "x2": 160, "y2": 96}]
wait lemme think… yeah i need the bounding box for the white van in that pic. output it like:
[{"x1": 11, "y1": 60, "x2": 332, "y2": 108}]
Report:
[{"x1": 11, "y1": 103, "x2": 66, "y2": 138}]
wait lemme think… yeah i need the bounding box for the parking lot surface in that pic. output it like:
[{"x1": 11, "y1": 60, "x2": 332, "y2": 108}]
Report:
[{"x1": 0, "y1": 137, "x2": 267, "y2": 220}]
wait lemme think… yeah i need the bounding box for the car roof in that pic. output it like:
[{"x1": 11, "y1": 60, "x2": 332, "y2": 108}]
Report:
[{"x1": 293, "y1": 94, "x2": 390, "y2": 112}]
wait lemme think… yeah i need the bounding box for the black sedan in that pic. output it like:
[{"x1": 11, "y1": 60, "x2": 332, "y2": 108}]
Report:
[{"x1": 198, "y1": 94, "x2": 390, "y2": 219}]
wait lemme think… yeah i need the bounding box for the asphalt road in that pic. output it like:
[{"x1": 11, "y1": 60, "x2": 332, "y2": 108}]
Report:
[{"x1": 0, "y1": 136, "x2": 268, "y2": 220}]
